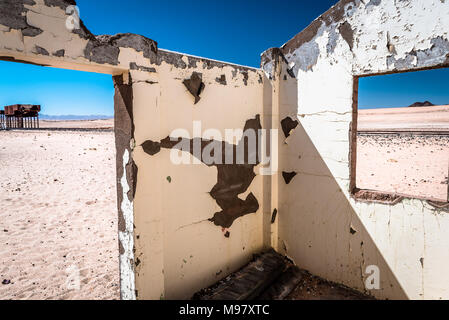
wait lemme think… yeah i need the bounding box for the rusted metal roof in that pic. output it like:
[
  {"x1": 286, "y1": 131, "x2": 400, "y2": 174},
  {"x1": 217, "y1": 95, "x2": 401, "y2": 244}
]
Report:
[{"x1": 4, "y1": 104, "x2": 41, "y2": 116}]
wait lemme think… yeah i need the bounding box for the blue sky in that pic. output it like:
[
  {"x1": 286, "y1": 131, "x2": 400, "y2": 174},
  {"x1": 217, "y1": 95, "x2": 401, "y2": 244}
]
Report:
[
  {"x1": 359, "y1": 69, "x2": 449, "y2": 109},
  {"x1": 0, "y1": 0, "x2": 448, "y2": 115}
]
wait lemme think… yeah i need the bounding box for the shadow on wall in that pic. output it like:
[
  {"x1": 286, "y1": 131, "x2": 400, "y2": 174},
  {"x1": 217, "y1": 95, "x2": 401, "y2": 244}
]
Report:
[{"x1": 276, "y1": 71, "x2": 408, "y2": 299}]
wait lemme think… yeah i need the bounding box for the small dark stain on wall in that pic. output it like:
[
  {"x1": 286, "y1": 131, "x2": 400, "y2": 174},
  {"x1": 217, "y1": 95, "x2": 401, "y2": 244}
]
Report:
[
  {"x1": 118, "y1": 240, "x2": 125, "y2": 255},
  {"x1": 338, "y1": 21, "x2": 354, "y2": 51},
  {"x1": 53, "y1": 49, "x2": 65, "y2": 57},
  {"x1": 281, "y1": 117, "x2": 299, "y2": 138},
  {"x1": 242, "y1": 71, "x2": 249, "y2": 86},
  {"x1": 166, "y1": 176, "x2": 172, "y2": 183},
  {"x1": 34, "y1": 46, "x2": 49, "y2": 56},
  {"x1": 215, "y1": 74, "x2": 227, "y2": 85},
  {"x1": 271, "y1": 209, "x2": 278, "y2": 224},
  {"x1": 183, "y1": 72, "x2": 205, "y2": 104},
  {"x1": 420, "y1": 257, "x2": 424, "y2": 268},
  {"x1": 224, "y1": 231, "x2": 230, "y2": 238},
  {"x1": 282, "y1": 171, "x2": 297, "y2": 185},
  {"x1": 141, "y1": 140, "x2": 161, "y2": 156},
  {"x1": 132, "y1": 161, "x2": 138, "y2": 197},
  {"x1": 350, "y1": 226, "x2": 357, "y2": 235}
]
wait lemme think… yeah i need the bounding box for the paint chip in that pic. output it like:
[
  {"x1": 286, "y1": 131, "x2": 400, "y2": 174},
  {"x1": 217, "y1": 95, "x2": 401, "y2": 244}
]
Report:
[
  {"x1": 183, "y1": 72, "x2": 205, "y2": 104},
  {"x1": 271, "y1": 209, "x2": 278, "y2": 224},
  {"x1": 281, "y1": 117, "x2": 299, "y2": 138},
  {"x1": 282, "y1": 172, "x2": 297, "y2": 184}
]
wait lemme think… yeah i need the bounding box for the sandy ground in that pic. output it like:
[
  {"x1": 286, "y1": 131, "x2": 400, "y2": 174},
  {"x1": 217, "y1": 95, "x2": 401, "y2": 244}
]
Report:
[
  {"x1": 357, "y1": 105, "x2": 449, "y2": 201},
  {"x1": 358, "y1": 105, "x2": 449, "y2": 131},
  {"x1": 287, "y1": 270, "x2": 372, "y2": 300},
  {"x1": 0, "y1": 130, "x2": 119, "y2": 300},
  {"x1": 356, "y1": 134, "x2": 448, "y2": 201},
  {"x1": 39, "y1": 119, "x2": 114, "y2": 129}
]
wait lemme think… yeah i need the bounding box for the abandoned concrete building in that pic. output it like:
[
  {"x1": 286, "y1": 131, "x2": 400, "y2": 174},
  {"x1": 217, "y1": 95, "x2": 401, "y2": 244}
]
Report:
[{"x1": 1, "y1": 0, "x2": 449, "y2": 300}]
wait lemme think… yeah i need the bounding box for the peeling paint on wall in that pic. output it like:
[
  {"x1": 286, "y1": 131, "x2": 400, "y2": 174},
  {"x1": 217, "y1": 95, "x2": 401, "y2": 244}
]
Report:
[
  {"x1": 118, "y1": 149, "x2": 136, "y2": 301},
  {"x1": 141, "y1": 115, "x2": 262, "y2": 229},
  {"x1": 262, "y1": 0, "x2": 449, "y2": 300}
]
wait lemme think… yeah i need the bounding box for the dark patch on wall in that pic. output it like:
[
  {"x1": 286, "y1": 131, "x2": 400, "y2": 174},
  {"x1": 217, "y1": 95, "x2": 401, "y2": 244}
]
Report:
[
  {"x1": 281, "y1": 117, "x2": 299, "y2": 138},
  {"x1": 350, "y1": 226, "x2": 357, "y2": 235},
  {"x1": 339, "y1": 21, "x2": 354, "y2": 51},
  {"x1": 0, "y1": 0, "x2": 37, "y2": 30},
  {"x1": 141, "y1": 115, "x2": 262, "y2": 229},
  {"x1": 183, "y1": 72, "x2": 205, "y2": 104},
  {"x1": 113, "y1": 73, "x2": 134, "y2": 236},
  {"x1": 53, "y1": 49, "x2": 65, "y2": 57},
  {"x1": 129, "y1": 62, "x2": 156, "y2": 73},
  {"x1": 0, "y1": 0, "x2": 44, "y2": 42},
  {"x1": 157, "y1": 50, "x2": 187, "y2": 69},
  {"x1": 271, "y1": 209, "x2": 278, "y2": 224},
  {"x1": 242, "y1": 71, "x2": 249, "y2": 86},
  {"x1": 261, "y1": 47, "x2": 297, "y2": 79},
  {"x1": 132, "y1": 161, "x2": 138, "y2": 198},
  {"x1": 216, "y1": 74, "x2": 227, "y2": 85},
  {"x1": 224, "y1": 231, "x2": 230, "y2": 238},
  {"x1": 22, "y1": 27, "x2": 43, "y2": 37},
  {"x1": 113, "y1": 33, "x2": 158, "y2": 60},
  {"x1": 84, "y1": 37, "x2": 120, "y2": 65},
  {"x1": 141, "y1": 140, "x2": 161, "y2": 156},
  {"x1": 282, "y1": 172, "x2": 297, "y2": 185},
  {"x1": 84, "y1": 33, "x2": 158, "y2": 66},
  {"x1": 366, "y1": 0, "x2": 381, "y2": 8},
  {"x1": 34, "y1": 46, "x2": 49, "y2": 56}
]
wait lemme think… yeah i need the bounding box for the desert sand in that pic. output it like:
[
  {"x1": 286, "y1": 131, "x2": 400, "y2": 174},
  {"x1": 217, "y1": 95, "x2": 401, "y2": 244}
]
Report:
[
  {"x1": 358, "y1": 105, "x2": 449, "y2": 131},
  {"x1": 0, "y1": 129, "x2": 119, "y2": 300},
  {"x1": 357, "y1": 106, "x2": 449, "y2": 201},
  {"x1": 39, "y1": 119, "x2": 114, "y2": 130}
]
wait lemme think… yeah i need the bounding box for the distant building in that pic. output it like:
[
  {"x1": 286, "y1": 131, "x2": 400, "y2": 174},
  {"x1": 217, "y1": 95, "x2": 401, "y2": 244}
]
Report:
[{"x1": 1, "y1": 104, "x2": 41, "y2": 129}]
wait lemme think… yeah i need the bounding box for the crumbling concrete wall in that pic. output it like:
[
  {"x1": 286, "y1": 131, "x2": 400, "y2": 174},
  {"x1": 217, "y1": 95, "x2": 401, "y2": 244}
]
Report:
[
  {"x1": 262, "y1": 0, "x2": 449, "y2": 300},
  {"x1": 3, "y1": 0, "x2": 449, "y2": 301},
  {"x1": 130, "y1": 52, "x2": 267, "y2": 299},
  {"x1": 0, "y1": 0, "x2": 269, "y2": 300}
]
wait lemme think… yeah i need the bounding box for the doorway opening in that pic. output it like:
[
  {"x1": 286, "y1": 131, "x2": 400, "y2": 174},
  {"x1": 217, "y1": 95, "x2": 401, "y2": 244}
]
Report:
[{"x1": 0, "y1": 60, "x2": 120, "y2": 299}]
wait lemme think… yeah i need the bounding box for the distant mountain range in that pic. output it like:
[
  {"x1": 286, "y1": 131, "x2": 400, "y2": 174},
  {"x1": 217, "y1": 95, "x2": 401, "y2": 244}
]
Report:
[
  {"x1": 39, "y1": 114, "x2": 113, "y2": 120},
  {"x1": 408, "y1": 101, "x2": 435, "y2": 108}
]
